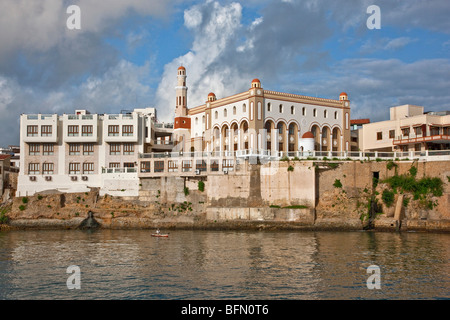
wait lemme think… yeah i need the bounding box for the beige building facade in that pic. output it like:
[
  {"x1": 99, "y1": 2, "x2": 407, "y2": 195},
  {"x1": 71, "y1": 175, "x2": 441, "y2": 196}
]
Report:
[
  {"x1": 173, "y1": 67, "x2": 351, "y2": 155},
  {"x1": 360, "y1": 105, "x2": 450, "y2": 152}
]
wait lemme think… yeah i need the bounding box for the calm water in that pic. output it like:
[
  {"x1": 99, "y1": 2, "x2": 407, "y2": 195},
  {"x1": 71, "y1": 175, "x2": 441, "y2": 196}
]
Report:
[{"x1": 0, "y1": 229, "x2": 448, "y2": 300}]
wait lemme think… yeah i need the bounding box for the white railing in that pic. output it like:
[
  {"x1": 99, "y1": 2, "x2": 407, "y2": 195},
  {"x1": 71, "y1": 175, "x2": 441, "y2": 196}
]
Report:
[
  {"x1": 138, "y1": 149, "x2": 450, "y2": 161},
  {"x1": 101, "y1": 167, "x2": 137, "y2": 174}
]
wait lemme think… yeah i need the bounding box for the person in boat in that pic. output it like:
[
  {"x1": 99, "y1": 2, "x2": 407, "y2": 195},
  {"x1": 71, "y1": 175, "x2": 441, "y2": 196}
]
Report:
[{"x1": 156, "y1": 228, "x2": 160, "y2": 234}]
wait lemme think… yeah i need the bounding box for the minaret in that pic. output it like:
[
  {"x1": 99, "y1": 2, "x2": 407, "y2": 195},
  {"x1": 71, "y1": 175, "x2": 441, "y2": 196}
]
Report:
[
  {"x1": 173, "y1": 66, "x2": 191, "y2": 152},
  {"x1": 175, "y1": 66, "x2": 188, "y2": 117}
]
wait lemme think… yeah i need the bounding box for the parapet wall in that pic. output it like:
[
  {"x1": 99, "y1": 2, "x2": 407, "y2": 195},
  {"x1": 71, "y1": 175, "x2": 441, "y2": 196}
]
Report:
[{"x1": 4, "y1": 159, "x2": 450, "y2": 232}]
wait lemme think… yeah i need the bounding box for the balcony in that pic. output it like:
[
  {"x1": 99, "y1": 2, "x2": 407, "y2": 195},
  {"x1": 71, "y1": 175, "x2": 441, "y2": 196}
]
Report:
[
  {"x1": 393, "y1": 134, "x2": 450, "y2": 145},
  {"x1": 22, "y1": 114, "x2": 59, "y2": 143},
  {"x1": 63, "y1": 114, "x2": 99, "y2": 143},
  {"x1": 103, "y1": 114, "x2": 138, "y2": 143}
]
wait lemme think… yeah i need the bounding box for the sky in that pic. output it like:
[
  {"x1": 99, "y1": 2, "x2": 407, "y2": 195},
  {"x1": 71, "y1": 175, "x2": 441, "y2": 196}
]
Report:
[{"x1": 0, "y1": 0, "x2": 449, "y2": 147}]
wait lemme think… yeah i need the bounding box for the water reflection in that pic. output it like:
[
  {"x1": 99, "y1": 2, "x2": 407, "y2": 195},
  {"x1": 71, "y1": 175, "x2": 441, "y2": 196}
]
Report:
[{"x1": 0, "y1": 229, "x2": 448, "y2": 299}]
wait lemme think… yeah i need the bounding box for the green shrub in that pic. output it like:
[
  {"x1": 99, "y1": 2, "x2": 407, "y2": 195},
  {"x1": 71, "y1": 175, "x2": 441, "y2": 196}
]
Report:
[
  {"x1": 184, "y1": 187, "x2": 189, "y2": 196},
  {"x1": 382, "y1": 189, "x2": 395, "y2": 208},
  {"x1": 19, "y1": 205, "x2": 26, "y2": 211},
  {"x1": 22, "y1": 197, "x2": 28, "y2": 204},
  {"x1": 386, "y1": 161, "x2": 397, "y2": 170},
  {"x1": 0, "y1": 208, "x2": 9, "y2": 224},
  {"x1": 37, "y1": 195, "x2": 43, "y2": 200},
  {"x1": 328, "y1": 163, "x2": 339, "y2": 169},
  {"x1": 198, "y1": 181, "x2": 205, "y2": 192},
  {"x1": 409, "y1": 165, "x2": 418, "y2": 177},
  {"x1": 403, "y1": 197, "x2": 410, "y2": 208},
  {"x1": 333, "y1": 179, "x2": 342, "y2": 188},
  {"x1": 287, "y1": 165, "x2": 294, "y2": 172}
]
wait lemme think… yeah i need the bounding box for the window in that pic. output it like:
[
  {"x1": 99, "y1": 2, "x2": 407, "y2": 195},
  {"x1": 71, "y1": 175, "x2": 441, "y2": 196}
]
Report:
[
  {"x1": 224, "y1": 109, "x2": 227, "y2": 117},
  {"x1": 108, "y1": 125, "x2": 119, "y2": 136},
  {"x1": 69, "y1": 143, "x2": 80, "y2": 155},
  {"x1": 377, "y1": 132, "x2": 383, "y2": 140},
  {"x1": 29, "y1": 144, "x2": 40, "y2": 155},
  {"x1": 82, "y1": 125, "x2": 93, "y2": 136},
  {"x1": 109, "y1": 162, "x2": 120, "y2": 168},
  {"x1": 165, "y1": 160, "x2": 177, "y2": 172},
  {"x1": 140, "y1": 161, "x2": 151, "y2": 173},
  {"x1": 195, "y1": 117, "x2": 198, "y2": 125},
  {"x1": 68, "y1": 125, "x2": 79, "y2": 136},
  {"x1": 124, "y1": 162, "x2": 134, "y2": 168},
  {"x1": 110, "y1": 143, "x2": 121, "y2": 155},
  {"x1": 154, "y1": 161, "x2": 164, "y2": 173},
  {"x1": 27, "y1": 125, "x2": 38, "y2": 137},
  {"x1": 202, "y1": 116, "x2": 205, "y2": 124},
  {"x1": 243, "y1": 104, "x2": 246, "y2": 113},
  {"x1": 123, "y1": 143, "x2": 134, "y2": 155},
  {"x1": 402, "y1": 127, "x2": 410, "y2": 137},
  {"x1": 28, "y1": 163, "x2": 40, "y2": 175},
  {"x1": 389, "y1": 130, "x2": 395, "y2": 139},
  {"x1": 334, "y1": 111, "x2": 338, "y2": 120},
  {"x1": 233, "y1": 106, "x2": 236, "y2": 115},
  {"x1": 430, "y1": 126, "x2": 439, "y2": 136},
  {"x1": 69, "y1": 163, "x2": 80, "y2": 174},
  {"x1": 210, "y1": 160, "x2": 219, "y2": 172},
  {"x1": 41, "y1": 125, "x2": 52, "y2": 137},
  {"x1": 279, "y1": 104, "x2": 283, "y2": 113},
  {"x1": 215, "y1": 111, "x2": 218, "y2": 119},
  {"x1": 182, "y1": 160, "x2": 192, "y2": 172},
  {"x1": 83, "y1": 143, "x2": 94, "y2": 155},
  {"x1": 414, "y1": 126, "x2": 422, "y2": 136},
  {"x1": 122, "y1": 125, "x2": 133, "y2": 136},
  {"x1": 302, "y1": 107, "x2": 306, "y2": 116},
  {"x1": 291, "y1": 106, "x2": 295, "y2": 115},
  {"x1": 43, "y1": 144, "x2": 54, "y2": 155},
  {"x1": 83, "y1": 163, "x2": 94, "y2": 174},
  {"x1": 267, "y1": 103, "x2": 271, "y2": 112},
  {"x1": 43, "y1": 163, "x2": 54, "y2": 175},
  {"x1": 324, "y1": 110, "x2": 328, "y2": 118},
  {"x1": 313, "y1": 109, "x2": 317, "y2": 117}
]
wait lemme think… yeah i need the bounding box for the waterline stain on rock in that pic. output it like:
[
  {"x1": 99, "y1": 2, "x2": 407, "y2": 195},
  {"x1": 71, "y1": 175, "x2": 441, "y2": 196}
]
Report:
[{"x1": 78, "y1": 211, "x2": 100, "y2": 230}]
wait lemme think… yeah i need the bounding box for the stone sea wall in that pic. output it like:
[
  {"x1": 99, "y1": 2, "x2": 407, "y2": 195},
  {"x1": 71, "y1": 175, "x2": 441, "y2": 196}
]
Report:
[{"x1": 1, "y1": 160, "x2": 449, "y2": 232}]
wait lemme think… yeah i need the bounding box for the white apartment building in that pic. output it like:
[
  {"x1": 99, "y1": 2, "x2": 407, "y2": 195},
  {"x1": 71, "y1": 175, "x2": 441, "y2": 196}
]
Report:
[
  {"x1": 360, "y1": 105, "x2": 450, "y2": 152},
  {"x1": 18, "y1": 108, "x2": 172, "y2": 197}
]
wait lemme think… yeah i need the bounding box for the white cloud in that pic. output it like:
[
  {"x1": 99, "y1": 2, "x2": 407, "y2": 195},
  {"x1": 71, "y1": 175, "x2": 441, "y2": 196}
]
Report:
[
  {"x1": 384, "y1": 37, "x2": 416, "y2": 50},
  {"x1": 155, "y1": 1, "x2": 245, "y2": 122},
  {"x1": 0, "y1": 0, "x2": 175, "y2": 63}
]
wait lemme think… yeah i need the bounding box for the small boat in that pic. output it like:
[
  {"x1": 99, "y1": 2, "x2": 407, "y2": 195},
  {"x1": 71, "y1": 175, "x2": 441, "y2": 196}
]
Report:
[{"x1": 151, "y1": 233, "x2": 169, "y2": 238}]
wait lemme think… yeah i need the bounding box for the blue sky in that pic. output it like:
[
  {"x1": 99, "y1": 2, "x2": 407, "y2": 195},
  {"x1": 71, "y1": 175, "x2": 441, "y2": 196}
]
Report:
[{"x1": 0, "y1": 0, "x2": 449, "y2": 146}]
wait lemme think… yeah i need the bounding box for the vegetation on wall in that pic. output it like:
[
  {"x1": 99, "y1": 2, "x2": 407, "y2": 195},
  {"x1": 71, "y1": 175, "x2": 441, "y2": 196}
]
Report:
[
  {"x1": 0, "y1": 207, "x2": 9, "y2": 224},
  {"x1": 333, "y1": 179, "x2": 342, "y2": 188},
  {"x1": 382, "y1": 163, "x2": 444, "y2": 210}
]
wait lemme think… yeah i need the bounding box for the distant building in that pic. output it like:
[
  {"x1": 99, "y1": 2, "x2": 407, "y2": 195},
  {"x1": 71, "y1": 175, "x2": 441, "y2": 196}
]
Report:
[
  {"x1": 360, "y1": 105, "x2": 450, "y2": 152},
  {"x1": 0, "y1": 154, "x2": 11, "y2": 197},
  {"x1": 350, "y1": 119, "x2": 370, "y2": 151},
  {"x1": 0, "y1": 145, "x2": 20, "y2": 168}
]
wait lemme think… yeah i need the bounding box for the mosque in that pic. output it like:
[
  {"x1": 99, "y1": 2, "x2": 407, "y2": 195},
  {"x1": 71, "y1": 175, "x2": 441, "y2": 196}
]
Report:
[{"x1": 172, "y1": 66, "x2": 351, "y2": 155}]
